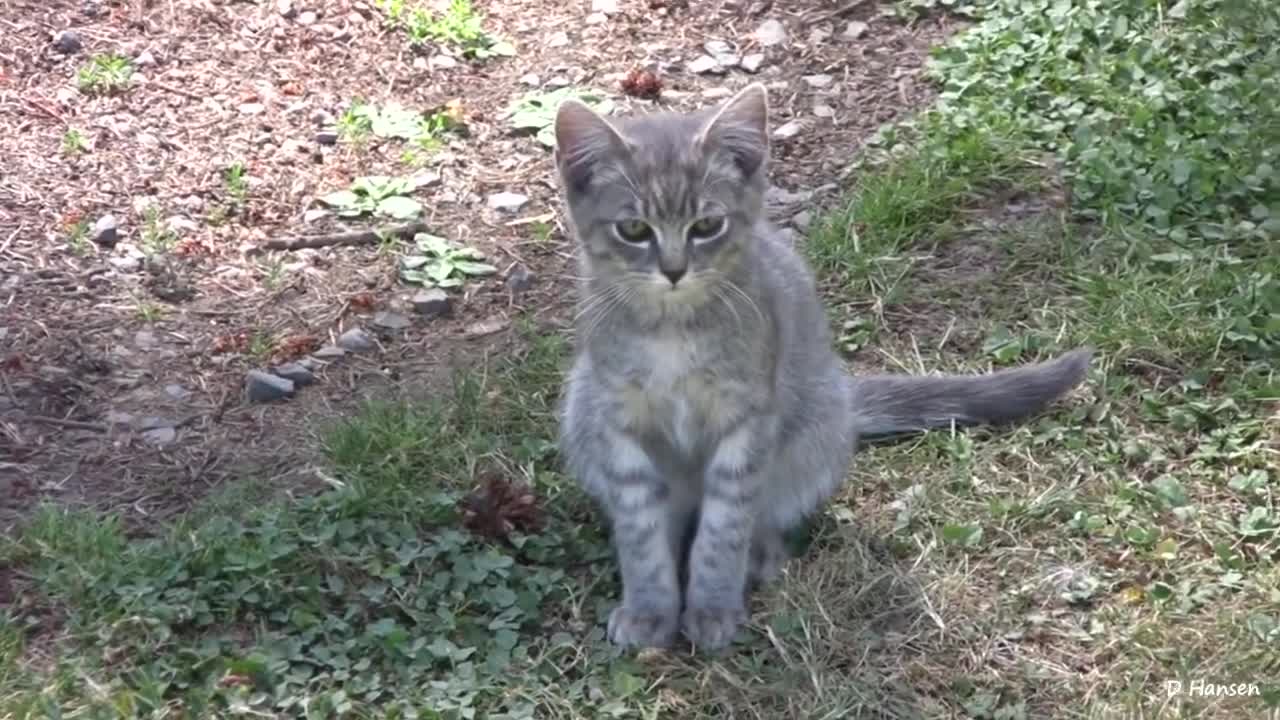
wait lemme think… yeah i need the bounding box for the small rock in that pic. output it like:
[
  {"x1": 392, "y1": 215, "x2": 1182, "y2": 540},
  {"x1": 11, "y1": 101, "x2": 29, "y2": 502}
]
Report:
[
  {"x1": 109, "y1": 255, "x2": 142, "y2": 272},
  {"x1": 803, "y1": 74, "x2": 834, "y2": 89},
  {"x1": 314, "y1": 130, "x2": 339, "y2": 145},
  {"x1": 311, "y1": 108, "x2": 335, "y2": 125},
  {"x1": 519, "y1": 72, "x2": 540, "y2": 86},
  {"x1": 843, "y1": 21, "x2": 869, "y2": 40},
  {"x1": 312, "y1": 344, "x2": 347, "y2": 360},
  {"x1": 105, "y1": 411, "x2": 134, "y2": 428},
  {"x1": 591, "y1": 0, "x2": 618, "y2": 13},
  {"x1": 272, "y1": 362, "x2": 316, "y2": 387},
  {"x1": 704, "y1": 40, "x2": 733, "y2": 56},
  {"x1": 687, "y1": 55, "x2": 723, "y2": 75},
  {"x1": 135, "y1": 49, "x2": 156, "y2": 66},
  {"x1": 92, "y1": 214, "x2": 119, "y2": 247},
  {"x1": 813, "y1": 103, "x2": 836, "y2": 118},
  {"x1": 506, "y1": 264, "x2": 535, "y2": 293},
  {"x1": 487, "y1": 192, "x2": 529, "y2": 213},
  {"x1": 412, "y1": 288, "x2": 452, "y2": 317},
  {"x1": 702, "y1": 87, "x2": 733, "y2": 99},
  {"x1": 53, "y1": 30, "x2": 83, "y2": 54},
  {"x1": 297, "y1": 10, "x2": 317, "y2": 24},
  {"x1": 246, "y1": 370, "x2": 295, "y2": 402},
  {"x1": 754, "y1": 19, "x2": 787, "y2": 47},
  {"x1": 304, "y1": 209, "x2": 328, "y2": 223},
  {"x1": 164, "y1": 383, "x2": 193, "y2": 401},
  {"x1": 547, "y1": 32, "x2": 569, "y2": 48},
  {"x1": 792, "y1": 211, "x2": 813, "y2": 230},
  {"x1": 773, "y1": 120, "x2": 804, "y2": 139},
  {"x1": 741, "y1": 53, "x2": 765, "y2": 73},
  {"x1": 337, "y1": 327, "x2": 375, "y2": 351},
  {"x1": 430, "y1": 55, "x2": 459, "y2": 70},
  {"x1": 585, "y1": 12, "x2": 607, "y2": 24},
  {"x1": 277, "y1": 0, "x2": 296, "y2": 17},
  {"x1": 142, "y1": 426, "x2": 177, "y2": 446},
  {"x1": 239, "y1": 102, "x2": 266, "y2": 115},
  {"x1": 372, "y1": 311, "x2": 411, "y2": 331},
  {"x1": 134, "y1": 330, "x2": 159, "y2": 349},
  {"x1": 465, "y1": 316, "x2": 510, "y2": 339}
]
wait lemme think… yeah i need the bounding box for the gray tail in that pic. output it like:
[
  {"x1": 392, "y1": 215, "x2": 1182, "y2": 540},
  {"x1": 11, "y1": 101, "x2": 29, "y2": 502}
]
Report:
[{"x1": 849, "y1": 348, "x2": 1093, "y2": 438}]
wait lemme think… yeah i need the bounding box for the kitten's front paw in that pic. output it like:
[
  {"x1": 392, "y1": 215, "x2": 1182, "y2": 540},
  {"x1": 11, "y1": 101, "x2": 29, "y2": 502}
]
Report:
[
  {"x1": 681, "y1": 605, "x2": 748, "y2": 651},
  {"x1": 607, "y1": 606, "x2": 679, "y2": 649}
]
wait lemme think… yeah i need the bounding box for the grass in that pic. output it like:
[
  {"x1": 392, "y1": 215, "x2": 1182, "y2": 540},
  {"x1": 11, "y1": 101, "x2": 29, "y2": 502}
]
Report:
[
  {"x1": 76, "y1": 54, "x2": 133, "y2": 95},
  {"x1": 5, "y1": 0, "x2": 1280, "y2": 718}
]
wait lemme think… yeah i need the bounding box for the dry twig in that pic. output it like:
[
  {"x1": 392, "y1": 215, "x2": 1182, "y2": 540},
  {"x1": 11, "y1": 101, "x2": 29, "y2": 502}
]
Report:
[{"x1": 254, "y1": 221, "x2": 430, "y2": 253}]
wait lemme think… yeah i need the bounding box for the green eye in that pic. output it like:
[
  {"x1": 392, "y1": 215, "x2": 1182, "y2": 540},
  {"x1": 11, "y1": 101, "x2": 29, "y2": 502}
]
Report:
[
  {"x1": 613, "y1": 220, "x2": 654, "y2": 244},
  {"x1": 688, "y1": 216, "x2": 727, "y2": 241}
]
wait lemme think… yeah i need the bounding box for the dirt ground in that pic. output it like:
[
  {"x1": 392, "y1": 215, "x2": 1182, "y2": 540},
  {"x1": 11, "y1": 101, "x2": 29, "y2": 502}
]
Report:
[{"x1": 0, "y1": 0, "x2": 955, "y2": 533}]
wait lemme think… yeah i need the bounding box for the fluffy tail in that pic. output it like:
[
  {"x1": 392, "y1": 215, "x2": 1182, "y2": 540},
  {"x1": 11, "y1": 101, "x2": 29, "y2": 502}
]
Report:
[{"x1": 848, "y1": 348, "x2": 1093, "y2": 437}]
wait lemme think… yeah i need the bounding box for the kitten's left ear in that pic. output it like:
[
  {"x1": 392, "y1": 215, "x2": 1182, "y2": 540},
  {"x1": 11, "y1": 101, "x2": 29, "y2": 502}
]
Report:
[{"x1": 694, "y1": 83, "x2": 770, "y2": 178}]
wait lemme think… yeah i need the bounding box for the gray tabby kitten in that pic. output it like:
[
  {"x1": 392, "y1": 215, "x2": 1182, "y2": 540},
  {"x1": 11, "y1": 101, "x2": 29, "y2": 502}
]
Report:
[{"x1": 552, "y1": 83, "x2": 1091, "y2": 652}]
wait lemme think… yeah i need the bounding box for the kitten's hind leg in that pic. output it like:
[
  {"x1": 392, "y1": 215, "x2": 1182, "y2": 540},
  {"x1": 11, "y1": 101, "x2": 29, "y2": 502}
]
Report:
[{"x1": 747, "y1": 525, "x2": 789, "y2": 593}]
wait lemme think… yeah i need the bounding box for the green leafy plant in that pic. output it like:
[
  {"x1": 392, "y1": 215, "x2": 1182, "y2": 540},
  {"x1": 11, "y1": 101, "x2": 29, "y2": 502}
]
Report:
[
  {"x1": 399, "y1": 233, "x2": 498, "y2": 288},
  {"x1": 140, "y1": 206, "x2": 176, "y2": 255},
  {"x1": 61, "y1": 128, "x2": 88, "y2": 156},
  {"x1": 376, "y1": 0, "x2": 515, "y2": 59},
  {"x1": 76, "y1": 54, "x2": 134, "y2": 95},
  {"x1": 508, "y1": 87, "x2": 615, "y2": 147},
  {"x1": 318, "y1": 175, "x2": 430, "y2": 220}
]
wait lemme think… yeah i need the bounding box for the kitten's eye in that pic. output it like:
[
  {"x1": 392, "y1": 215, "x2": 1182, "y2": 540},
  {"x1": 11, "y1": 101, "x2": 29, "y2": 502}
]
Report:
[
  {"x1": 613, "y1": 220, "x2": 654, "y2": 244},
  {"x1": 687, "y1": 216, "x2": 727, "y2": 242}
]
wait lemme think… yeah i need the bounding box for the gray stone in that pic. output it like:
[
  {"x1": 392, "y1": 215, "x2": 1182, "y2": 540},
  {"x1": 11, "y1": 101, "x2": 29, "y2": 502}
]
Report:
[
  {"x1": 741, "y1": 53, "x2": 765, "y2": 73},
  {"x1": 772, "y1": 120, "x2": 804, "y2": 139},
  {"x1": 585, "y1": 12, "x2": 607, "y2": 24},
  {"x1": 109, "y1": 254, "x2": 143, "y2": 272},
  {"x1": 506, "y1": 264, "x2": 535, "y2": 293},
  {"x1": 754, "y1": 19, "x2": 787, "y2": 47},
  {"x1": 164, "y1": 384, "x2": 192, "y2": 401},
  {"x1": 135, "y1": 50, "x2": 156, "y2": 67},
  {"x1": 412, "y1": 288, "x2": 452, "y2": 317},
  {"x1": 843, "y1": 21, "x2": 868, "y2": 40},
  {"x1": 311, "y1": 109, "x2": 335, "y2": 126},
  {"x1": 134, "y1": 330, "x2": 159, "y2": 349},
  {"x1": 372, "y1": 311, "x2": 411, "y2": 331},
  {"x1": 591, "y1": 0, "x2": 618, "y2": 13},
  {"x1": 105, "y1": 410, "x2": 134, "y2": 427},
  {"x1": 142, "y1": 426, "x2": 177, "y2": 446},
  {"x1": 704, "y1": 40, "x2": 733, "y2": 56},
  {"x1": 277, "y1": 0, "x2": 296, "y2": 17},
  {"x1": 92, "y1": 214, "x2": 119, "y2": 247},
  {"x1": 239, "y1": 102, "x2": 266, "y2": 115},
  {"x1": 337, "y1": 327, "x2": 375, "y2": 350},
  {"x1": 687, "y1": 55, "x2": 723, "y2": 75},
  {"x1": 312, "y1": 344, "x2": 347, "y2": 359},
  {"x1": 792, "y1": 211, "x2": 813, "y2": 230},
  {"x1": 297, "y1": 10, "x2": 317, "y2": 24},
  {"x1": 803, "y1": 74, "x2": 834, "y2": 89},
  {"x1": 487, "y1": 192, "x2": 529, "y2": 213},
  {"x1": 53, "y1": 30, "x2": 83, "y2": 54},
  {"x1": 519, "y1": 73, "x2": 540, "y2": 86},
  {"x1": 314, "y1": 130, "x2": 339, "y2": 145},
  {"x1": 246, "y1": 370, "x2": 295, "y2": 402},
  {"x1": 430, "y1": 55, "x2": 459, "y2": 69},
  {"x1": 272, "y1": 362, "x2": 316, "y2": 387}
]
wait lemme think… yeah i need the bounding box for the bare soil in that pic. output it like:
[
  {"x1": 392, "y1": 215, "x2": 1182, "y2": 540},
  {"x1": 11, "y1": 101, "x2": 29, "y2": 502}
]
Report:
[{"x1": 0, "y1": 0, "x2": 956, "y2": 532}]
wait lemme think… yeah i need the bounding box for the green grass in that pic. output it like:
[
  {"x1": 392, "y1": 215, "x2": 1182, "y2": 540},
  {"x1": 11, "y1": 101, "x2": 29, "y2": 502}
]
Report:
[
  {"x1": 76, "y1": 54, "x2": 134, "y2": 95},
  {"x1": 6, "y1": 0, "x2": 1280, "y2": 718}
]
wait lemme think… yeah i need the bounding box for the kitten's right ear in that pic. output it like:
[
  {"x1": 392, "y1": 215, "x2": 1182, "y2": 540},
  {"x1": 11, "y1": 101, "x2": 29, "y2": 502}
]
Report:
[{"x1": 554, "y1": 99, "x2": 627, "y2": 193}]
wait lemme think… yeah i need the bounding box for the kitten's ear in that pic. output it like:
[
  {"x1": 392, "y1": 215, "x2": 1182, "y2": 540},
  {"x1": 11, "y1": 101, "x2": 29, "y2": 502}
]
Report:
[
  {"x1": 554, "y1": 99, "x2": 628, "y2": 193},
  {"x1": 695, "y1": 82, "x2": 770, "y2": 178}
]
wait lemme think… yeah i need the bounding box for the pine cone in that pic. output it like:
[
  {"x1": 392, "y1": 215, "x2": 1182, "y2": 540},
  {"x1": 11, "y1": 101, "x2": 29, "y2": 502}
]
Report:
[{"x1": 459, "y1": 472, "x2": 545, "y2": 543}]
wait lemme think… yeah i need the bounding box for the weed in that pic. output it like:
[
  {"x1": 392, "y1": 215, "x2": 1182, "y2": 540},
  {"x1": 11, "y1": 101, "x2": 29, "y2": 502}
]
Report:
[
  {"x1": 398, "y1": 232, "x2": 498, "y2": 289},
  {"x1": 508, "y1": 87, "x2": 614, "y2": 147},
  {"x1": 139, "y1": 206, "x2": 176, "y2": 255},
  {"x1": 65, "y1": 219, "x2": 91, "y2": 256},
  {"x1": 60, "y1": 129, "x2": 88, "y2": 156},
  {"x1": 377, "y1": 0, "x2": 516, "y2": 59},
  {"x1": 75, "y1": 54, "x2": 134, "y2": 95},
  {"x1": 318, "y1": 174, "x2": 431, "y2": 220},
  {"x1": 223, "y1": 161, "x2": 249, "y2": 208}
]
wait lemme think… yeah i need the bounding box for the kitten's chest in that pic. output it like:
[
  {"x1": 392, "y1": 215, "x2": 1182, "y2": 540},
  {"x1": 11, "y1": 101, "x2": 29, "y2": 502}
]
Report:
[{"x1": 613, "y1": 335, "x2": 749, "y2": 450}]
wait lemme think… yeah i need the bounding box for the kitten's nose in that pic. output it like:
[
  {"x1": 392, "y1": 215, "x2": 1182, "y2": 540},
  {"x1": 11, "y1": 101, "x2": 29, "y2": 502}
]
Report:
[{"x1": 661, "y1": 266, "x2": 686, "y2": 285}]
